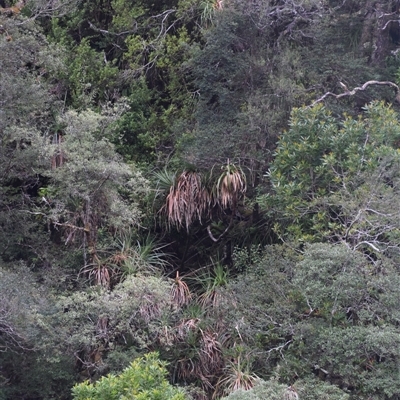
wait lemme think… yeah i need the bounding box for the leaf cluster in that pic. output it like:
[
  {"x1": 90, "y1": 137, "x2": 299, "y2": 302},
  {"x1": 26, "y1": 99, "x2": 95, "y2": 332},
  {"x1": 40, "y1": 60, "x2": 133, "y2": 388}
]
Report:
[
  {"x1": 265, "y1": 101, "x2": 400, "y2": 253},
  {"x1": 72, "y1": 352, "x2": 186, "y2": 400}
]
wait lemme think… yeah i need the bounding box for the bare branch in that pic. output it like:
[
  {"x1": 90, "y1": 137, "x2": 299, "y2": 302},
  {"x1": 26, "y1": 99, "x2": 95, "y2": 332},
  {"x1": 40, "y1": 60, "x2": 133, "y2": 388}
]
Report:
[
  {"x1": 33, "y1": 0, "x2": 80, "y2": 17},
  {"x1": 88, "y1": 20, "x2": 138, "y2": 37},
  {"x1": 354, "y1": 241, "x2": 381, "y2": 253},
  {"x1": 207, "y1": 219, "x2": 233, "y2": 243},
  {"x1": 266, "y1": 339, "x2": 293, "y2": 358},
  {"x1": 309, "y1": 81, "x2": 400, "y2": 108},
  {"x1": 382, "y1": 19, "x2": 399, "y2": 31},
  {"x1": 152, "y1": 9, "x2": 178, "y2": 42},
  {"x1": 0, "y1": 298, "x2": 33, "y2": 352}
]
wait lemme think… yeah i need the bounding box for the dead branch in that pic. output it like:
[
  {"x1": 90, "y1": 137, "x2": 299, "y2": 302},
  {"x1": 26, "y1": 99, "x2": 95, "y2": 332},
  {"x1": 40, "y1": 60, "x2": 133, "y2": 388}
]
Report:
[
  {"x1": 88, "y1": 20, "x2": 138, "y2": 37},
  {"x1": 382, "y1": 19, "x2": 399, "y2": 31},
  {"x1": 0, "y1": 304, "x2": 32, "y2": 352},
  {"x1": 309, "y1": 81, "x2": 400, "y2": 108},
  {"x1": 32, "y1": 0, "x2": 79, "y2": 18},
  {"x1": 266, "y1": 339, "x2": 293, "y2": 357},
  {"x1": 207, "y1": 220, "x2": 233, "y2": 243}
]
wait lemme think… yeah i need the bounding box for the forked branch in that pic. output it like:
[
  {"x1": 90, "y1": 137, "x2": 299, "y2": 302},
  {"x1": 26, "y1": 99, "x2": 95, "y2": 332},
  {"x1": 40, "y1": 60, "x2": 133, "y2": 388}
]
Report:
[
  {"x1": 309, "y1": 81, "x2": 400, "y2": 108},
  {"x1": 207, "y1": 219, "x2": 233, "y2": 243}
]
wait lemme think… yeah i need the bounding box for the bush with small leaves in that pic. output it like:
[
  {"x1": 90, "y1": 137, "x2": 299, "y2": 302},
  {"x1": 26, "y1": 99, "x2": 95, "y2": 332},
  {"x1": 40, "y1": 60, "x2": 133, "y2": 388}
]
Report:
[
  {"x1": 72, "y1": 352, "x2": 187, "y2": 400},
  {"x1": 221, "y1": 378, "x2": 349, "y2": 400}
]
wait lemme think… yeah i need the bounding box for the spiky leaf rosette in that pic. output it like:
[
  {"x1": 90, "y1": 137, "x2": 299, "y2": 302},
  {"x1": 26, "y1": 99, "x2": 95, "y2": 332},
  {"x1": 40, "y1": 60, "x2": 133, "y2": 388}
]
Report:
[
  {"x1": 216, "y1": 162, "x2": 246, "y2": 211},
  {"x1": 165, "y1": 171, "x2": 211, "y2": 231}
]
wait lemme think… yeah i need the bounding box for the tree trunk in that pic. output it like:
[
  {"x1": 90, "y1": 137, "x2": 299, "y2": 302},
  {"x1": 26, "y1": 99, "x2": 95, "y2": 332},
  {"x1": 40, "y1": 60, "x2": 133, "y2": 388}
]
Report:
[{"x1": 359, "y1": 0, "x2": 398, "y2": 66}]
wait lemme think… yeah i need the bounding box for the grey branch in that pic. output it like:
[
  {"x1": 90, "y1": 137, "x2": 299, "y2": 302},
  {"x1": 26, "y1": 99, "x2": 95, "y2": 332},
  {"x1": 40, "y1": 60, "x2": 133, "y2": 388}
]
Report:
[
  {"x1": 0, "y1": 305, "x2": 32, "y2": 352},
  {"x1": 382, "y1": 19, "x2": 399, "y2": 31},
  {"x1": 207, "y1": 221, "x2": 232, "y2": 242},
  {"x1": 266, "y1": 339, "x2": 293, "y2": 357},
  {"x1": 88, "y1": 21, "x2": 138, "y2": 36},
  {"x1": 309, "y1": 81, "x2": 400, "y2": 108}
]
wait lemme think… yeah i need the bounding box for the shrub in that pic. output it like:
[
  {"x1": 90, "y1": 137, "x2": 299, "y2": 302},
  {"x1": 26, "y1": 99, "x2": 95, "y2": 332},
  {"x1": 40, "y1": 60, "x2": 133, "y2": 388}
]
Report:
[{"x1": 72, "y1": 352, "x2": 187, "y2": 400}]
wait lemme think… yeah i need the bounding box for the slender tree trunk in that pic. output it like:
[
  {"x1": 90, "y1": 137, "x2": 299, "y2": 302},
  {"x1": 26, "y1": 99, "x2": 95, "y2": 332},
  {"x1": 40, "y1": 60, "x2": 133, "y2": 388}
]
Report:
[{"x1": 359, "y1": 0, "x2": 398, "y2": 66}]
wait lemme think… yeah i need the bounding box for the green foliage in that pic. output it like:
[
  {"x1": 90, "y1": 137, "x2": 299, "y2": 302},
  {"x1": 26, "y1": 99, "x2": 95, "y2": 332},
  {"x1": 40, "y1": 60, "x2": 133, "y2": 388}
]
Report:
[
  {"x1": 46, "y1": 0, "x2": 199, "y2": 163},
  {"x1": 110, "y1": 78, "x2": 170, "y2": 163},
  {"x1": 46, "y1": 275, "x2": 176, "y2": 374},
  {"x1": 0, "y1": 262, "x2": 75, "y2": 400},
  {"x1": 221, "y1": 377, "x2": 349, "y2": 400},
  {"x1": 221, "y1": 243, "x2": 400, "y2": 398},
  {"x1": 0, "y1": 14, "x2": 63, "y2": 262},
  {"x1": 179, "y1": 8, "x2": 260, "y2": 169},
  {"x1": 41, "y1": 108, "x2": 150, "y2": 277},
  {"x1": 4, "y1": 0, "x2": 400, "y2": 398},
  {"x1": 107, "y1": 230, "x2": 172, "y2": 277},
  {"x1": 72, "y1": 352, "x2": 187, "y2": 400},
  {"x1": 66, "y1": 38, "x2": 119, "y2": 109},
  {"x1": 174, "y1": 2, "x2": 301, "y2": 171},
  {"x1": 0, "y1": 263, "x2": 40, "y2": 352},
  {"x1": 220, "y1": 378, "x2": 288, "y2": 400},
  {"x1": 216, "y1": 346, "x2": 258, "y2": 396},
  {"x1": 266, "y1": 101, "x2": 400, "y2": 247},
  {"x1": 195, "y1": 260, "x2": 230, "y2": 308}
]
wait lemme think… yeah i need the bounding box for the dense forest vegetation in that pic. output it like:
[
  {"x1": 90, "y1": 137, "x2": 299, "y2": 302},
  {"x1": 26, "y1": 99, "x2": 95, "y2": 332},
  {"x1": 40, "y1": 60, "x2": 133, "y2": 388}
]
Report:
[{"x1": 3, "y1": 0, "x2": 400, "y2": 398}]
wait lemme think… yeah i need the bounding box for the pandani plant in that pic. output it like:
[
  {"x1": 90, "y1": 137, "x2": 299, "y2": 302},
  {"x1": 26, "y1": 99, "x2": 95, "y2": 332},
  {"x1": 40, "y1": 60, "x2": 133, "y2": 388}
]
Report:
[
  {"x1": 171, "y1": 271, "x2": 192, "y2": 308},
  {"x1": 159, "y1": 161, "x2": 246, "y2": 232},
  {"x1": 215, "y1": 346, "x2": 258, "y2": 398},
  {"x1": 215, "y1": 160, "x2": 246, "y2": 212},
  {"x1": 163, "y1": 170, "x2": 211, "y2": 232}
]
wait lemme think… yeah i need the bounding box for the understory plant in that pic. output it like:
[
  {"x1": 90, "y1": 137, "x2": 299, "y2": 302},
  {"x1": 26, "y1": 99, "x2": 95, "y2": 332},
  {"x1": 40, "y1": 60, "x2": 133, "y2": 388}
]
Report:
[{"x1": 72, "y1": 352, "x2": 187, "y2": 400}]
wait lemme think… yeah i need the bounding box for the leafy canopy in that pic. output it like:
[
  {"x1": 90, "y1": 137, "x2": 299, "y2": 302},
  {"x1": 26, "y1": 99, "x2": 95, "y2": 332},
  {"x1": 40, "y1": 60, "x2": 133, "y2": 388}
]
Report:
[
  {"x1": 72, "y1": 352, "x2": 187, "y2": 400},
  {"x1": 265, "y1": 101, "x2": 400, "y2": 248}
]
